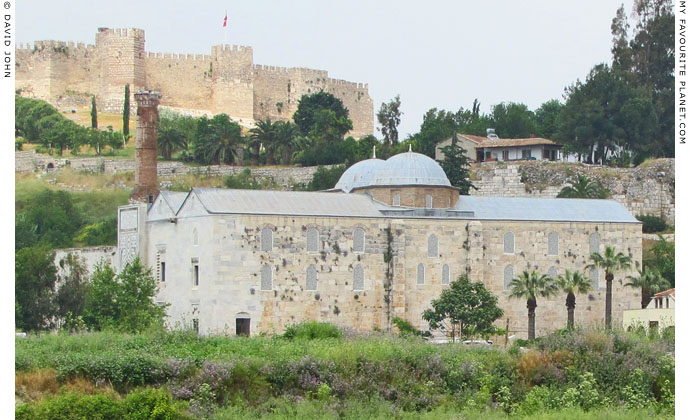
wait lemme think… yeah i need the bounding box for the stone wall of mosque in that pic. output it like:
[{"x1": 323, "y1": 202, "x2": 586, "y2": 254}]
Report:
[
  {"x1": 353, "y1": 186, "x2": 460, "y2": 208},
  {"x1": 146, "y1": 211, "x2": 641, "y2": 339},
  {"x1": 470, "y1": 159, "x2": 675, "y2": 223}
]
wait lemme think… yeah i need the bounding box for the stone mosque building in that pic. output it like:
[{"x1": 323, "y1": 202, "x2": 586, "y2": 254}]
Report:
[{"x1": 118, "y1": 92, "x2": 642, "y2": 338}]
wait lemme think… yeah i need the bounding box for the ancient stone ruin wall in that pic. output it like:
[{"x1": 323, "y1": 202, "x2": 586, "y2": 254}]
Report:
[
  {"x1": 17, "y1": 28, "x2": 373, "y2": 136},
  {"x1": 469, "y1": 159, "x2": 675, "y2": 223}
]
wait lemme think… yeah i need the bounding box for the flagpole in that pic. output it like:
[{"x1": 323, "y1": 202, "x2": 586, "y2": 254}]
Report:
[{"x1": 224, "y1": 9, "x2": 227, "y2": 45}]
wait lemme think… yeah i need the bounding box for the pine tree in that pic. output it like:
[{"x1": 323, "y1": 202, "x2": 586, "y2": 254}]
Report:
[
  {"x1": 90, "y1": 95, "x2": 97, "y2": 129},
  {"x1": 436, "y1": 132, "x2": 475, "y2": 194},
  {"x1": 123, "y1": 84, "x2": 130, "y2": 138}
]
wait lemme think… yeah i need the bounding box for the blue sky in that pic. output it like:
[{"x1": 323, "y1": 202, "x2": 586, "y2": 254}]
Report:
[{"x1": 17, "y1": 0, "x2": 634, "y2": 137}]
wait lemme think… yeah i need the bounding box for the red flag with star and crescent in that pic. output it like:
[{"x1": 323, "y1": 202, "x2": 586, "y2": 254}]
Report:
[{"x1": 223, "y1": 12, "x2": 228, "y2": 27}]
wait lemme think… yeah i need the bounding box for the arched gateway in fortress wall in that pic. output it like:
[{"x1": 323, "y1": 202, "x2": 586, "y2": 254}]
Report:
[{"x1": 16, "y1": 27, "x2": 374, "y2": 138}]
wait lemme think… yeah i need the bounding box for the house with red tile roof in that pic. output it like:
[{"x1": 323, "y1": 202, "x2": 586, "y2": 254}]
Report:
[
  {"x1": 623, "y1": 288, "x2": 675, "y2": 334},
  {"x1": 435, "y1": 129, "x2": 563, "y2": 163}
]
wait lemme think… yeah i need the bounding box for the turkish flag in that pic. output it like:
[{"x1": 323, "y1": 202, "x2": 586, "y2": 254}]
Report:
[{"x1": 223, "y1": 12, "x2": 228, "y2": 27}]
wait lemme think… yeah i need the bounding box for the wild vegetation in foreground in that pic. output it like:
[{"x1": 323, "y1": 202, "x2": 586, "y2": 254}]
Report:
[{"x1": 15, "y1": 325, "x2": 674, "y2": 419}]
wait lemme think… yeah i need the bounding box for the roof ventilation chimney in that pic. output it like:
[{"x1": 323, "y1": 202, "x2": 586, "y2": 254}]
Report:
[{"x1": 486, "y1": 128, "x2": 499, "y2": 140}]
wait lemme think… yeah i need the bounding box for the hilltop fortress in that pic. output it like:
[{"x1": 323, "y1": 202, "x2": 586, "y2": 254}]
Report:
[{"x1": 15, "y1": 28, "x2": 374, "y2": 137}]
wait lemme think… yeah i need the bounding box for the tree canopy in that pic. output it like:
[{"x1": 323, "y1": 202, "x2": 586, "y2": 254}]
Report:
[{"x1": 422, "y1": 274, "x2": 503, "y2": 341}]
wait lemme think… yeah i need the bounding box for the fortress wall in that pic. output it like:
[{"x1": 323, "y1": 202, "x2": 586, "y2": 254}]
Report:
[
  {"x1": 252, "y1": 66, "x2": 374, "y2": 138},
  {"x1": 16, "y1": 41, "x2": 97, "y2": 102},
  {"x1": 95, "y1": 28, "x2": 146, "y2": 112},
  {"x1": 145, "y1": 53, "x2": 214, "y2": 110},
  {"x1": 252, "y1": 65, "x2": 293, "y2": 122}
]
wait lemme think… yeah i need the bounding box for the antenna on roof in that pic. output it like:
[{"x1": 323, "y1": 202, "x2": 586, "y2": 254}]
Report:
[
  {"x1": 408, "y1": 144, "x2": 412, "y2": 152},
  {"x1": 372, "y1": 145, "x2": 376, "y2": 159}
]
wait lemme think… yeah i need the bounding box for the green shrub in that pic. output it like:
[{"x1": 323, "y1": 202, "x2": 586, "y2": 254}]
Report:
[
  {"x1": 124, "y1": 387, "x2": 191, "y2": 420},
  {"x1": 392, "y1": 317, "x2": 423, "y2": 337},
  {"x1": 636, "y1": 214, "x2": 667, "y2": 233},
  {"x1": 282, "y1": 321, "x2": 342, "y2": 340},
  {"x1": 15, "y1": 392, "x2": 124, "y2": 420}
]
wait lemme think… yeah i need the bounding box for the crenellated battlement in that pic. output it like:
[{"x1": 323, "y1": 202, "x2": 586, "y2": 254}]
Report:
[
  {"x1": 96, "y1": 27, "x2": 144, "y2": 38},
  {"x1": 211, "y1": 44, "x2": 253, "y2": 56},
  {"x1": 147, "y1": 52, "x2": 212, "y2": 61},
  {"x1": 16, "y1": 40, "x2": 96, "y2": 56}
]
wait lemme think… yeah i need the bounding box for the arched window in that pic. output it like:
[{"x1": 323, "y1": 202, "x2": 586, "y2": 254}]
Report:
[
  {"x1": 306, "y1": 264, "x2": 318, "y2": 290},
  {"x1": 442, "y1": 264, "x2": 450, "y2": 285},
  {"x1": 548, "y1": 266, "x2": 558, "y2": 279},
  {"x1": 392, "y1": 193, "x2": 401, "y2": 206},
  {"x1": 589, "y1": 232, "x2": 600, "y2": 256},
  {"x1": 425, "y1": 194, "x2": 433, "y2": 208},
  {"x1": 589, "y1": 268, "x2": 600, "y2": 289},
  {"x1": 307, "y1": 228, "x2": 319, "y2": 253},
  {"x1": 503, "y1": 231, "x2": 515, "y2": 254},
  {"x1": 548, "y1": 232, "x2": 558, "y2": 256},
  {"x1": 261, "y1": 227, "x2": 273, "y2": 251},
  {"x1": 428, "y1": 234, "x2": 439, "y2": 258},
  {"x1": 504, "y1": 265, "x2": 514, "y2": 290},
  {"x1": 260, "y1": 264, "x2": 272, "y2": 290},
  {"x1": 193, "y1": 228, "x2": 199, "y2": 246},
  {"x1": 417, "y1": 263, "x2": 425, "y2": 285},
  {"x1": 353, "y1": 228, "x2": 365, "y2": 253},
  {"x1": 353, "y1": 264, "x2": 364, "y2": 290}
]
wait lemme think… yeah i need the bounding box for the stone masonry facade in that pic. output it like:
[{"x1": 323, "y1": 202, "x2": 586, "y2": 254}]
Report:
[
  {"x1": 148, "y1": 211, "x2": 641, "y2": 338},
  {"x1": 16, "y1": 28, "x2": 374, "y2": 138}
]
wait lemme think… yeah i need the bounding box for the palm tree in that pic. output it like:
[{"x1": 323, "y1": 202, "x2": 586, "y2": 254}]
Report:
[
  {"x1": 274, "y1": 121, "x2": 298, "y2": 164},
  {"x1": 557, "y1": 269, "x2": 592, "y2": 329},
  {"x1": 508, "y1": 270, "x2": 559, "y2": 340},
  {"x1": 624, "y1": 266, "x2": 670, "y2": 309},
  {"x1": 157, "y1": 125, "x2": 187, "y2": 160},
  {"x1": 195, "y1": 114, "x2": 243, "y2": 165},
  {"x1": 557, "y1": 175, "x2": 609, "y2": 199},
  {"x1": 587, "y1": 246, "x2": 632, "y2": 329},
  {"x1": 249, "y1": 118, "x2": 279, "y2": 166}
]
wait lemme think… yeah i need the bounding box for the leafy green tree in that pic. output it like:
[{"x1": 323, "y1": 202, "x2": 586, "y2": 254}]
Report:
[
  {"x1": 293, "y1": 91, "x2": 351, "y2": 136},
  {"x1": 422, "y1": 274, "x2": 503, "y2": 342},
  {"x1": 84, "y1": 259, "x2": 167, "y2": 333},
  {"x1": 54, "y1": 253, "x2": 89, "y2": 330},
  {"x1": 508, "y1": 270, "x2": 559, "y2": 340},
  {"x1": 557, "y1": 176, "x2": 609, "y2": 199},
  {"x1": 304, "y1": 165, "x2": 346, "y2": 191},
  {"x1": 587, "y1": 246, "x2": 632, "y2": 330},
  {"x1": 377, "y1": 94, "x2": 402, "y2": 145},
  {"x1": 436, "y1": 133, "x2": 475, "y2": 194},
  {"x1": 15, "y1": 245, "x2": 57, "y2": 331},
  {"x1": 193, "y1": 114, "x2": 243, "y2": 165},
  {"x1": 645, "y1": 235, "x2": 674, "y2": 287},
  {"x1": 91, "y1": 95, "x2": 98, "y2": 129},
  {"x1": 490, "y1": 102, "x2": 538, "y2": 138},
  {"x1": 534, "y1": 99, "x2": 563, "y2": 139},
  {"x1": 16, "y1": 189, "x2": 82, "y2": 249},
  {"x1": 625, "y1": 266, "x2": 670, "y2": 309},
  {"x1": 557, "y1": 269, "x2": 592, "y2": 329},
  {"x1": 410, "y1": 108, "x2": 458, "y2": 158},
  {"x1": 249, "y1": 118, "x2": 279, "y2": 165},
  {"x1": 123, "y1": 84, "x2": 130, "y2": 138}
]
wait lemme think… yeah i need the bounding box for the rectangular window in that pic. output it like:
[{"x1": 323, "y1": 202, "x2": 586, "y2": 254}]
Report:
[
  {"x1": 160, "y1": 261, "x2": 166, "y2": 282},
  {"x1": 521, "y1": 149, "x2": 531, "y2": 159},
  {"x1": 193, "y1": 264, "x2": 199, "y2": 286},
  {"x1": 502, "y1": 150, "x2": 509, "y2": 161},
  {"x1": 192, "y1": 318, "x2": 199, "y2": 334}
]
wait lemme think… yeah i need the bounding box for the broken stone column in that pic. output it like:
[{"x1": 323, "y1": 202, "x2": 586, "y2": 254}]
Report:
[{"x1": 131, "y1": 91, "x2": 162, "y2": 203}]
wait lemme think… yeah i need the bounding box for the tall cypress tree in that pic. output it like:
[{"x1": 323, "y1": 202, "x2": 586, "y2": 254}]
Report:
[
  {"x1": 90, "y1": 95, "x2": 98, "y2": 129},
  {"x1": 123, "y1": 84, "x2": 130, "y2": 138}
]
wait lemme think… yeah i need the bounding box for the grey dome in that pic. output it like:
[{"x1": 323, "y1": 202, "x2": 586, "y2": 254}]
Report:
[
  {"x1": 334, "y1": 158, "x2": 386, "y2": 193},
  {"x1": 370, "y1": 151, "x2": 451, "y2": 187}
]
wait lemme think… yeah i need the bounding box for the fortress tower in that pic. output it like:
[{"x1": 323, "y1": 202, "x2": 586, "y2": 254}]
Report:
[
  {"x1": 131, "y1": 91, "x2": 162, "y2": 203},
  {"x1": 95, "y1": 28, "x2": 146, "y2": 112}
]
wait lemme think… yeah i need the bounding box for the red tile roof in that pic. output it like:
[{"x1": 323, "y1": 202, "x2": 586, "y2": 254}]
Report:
[
  {"x1": 654, "y1": 288, "x2": 675, "y2": 298},
  {"x1": 451, "y1": 134, "x2": 561, "y2": 148}
]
